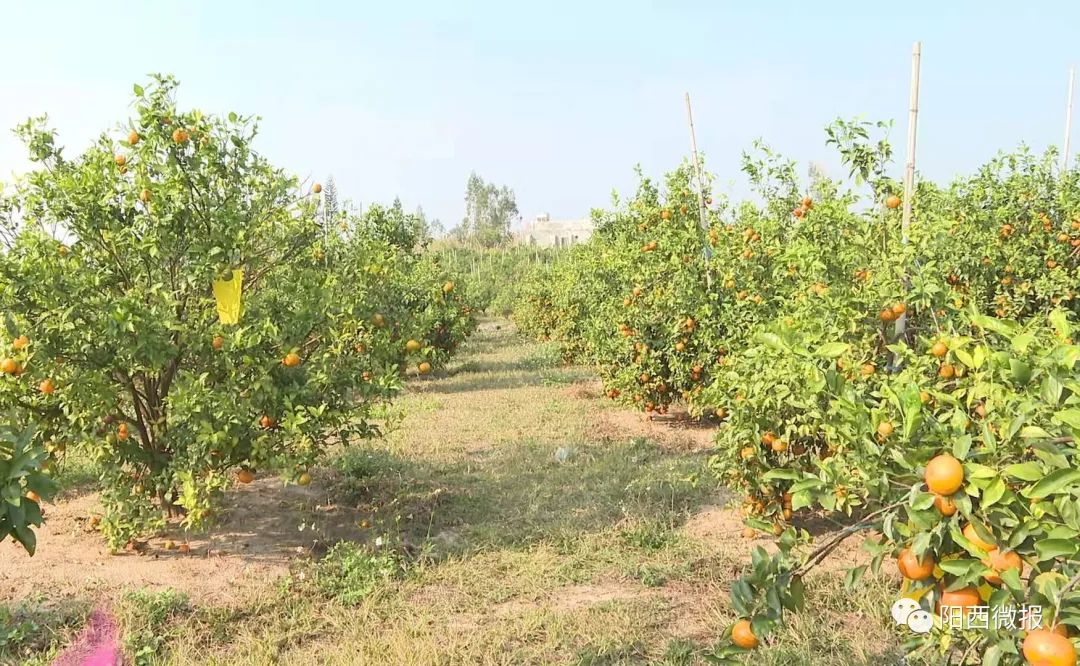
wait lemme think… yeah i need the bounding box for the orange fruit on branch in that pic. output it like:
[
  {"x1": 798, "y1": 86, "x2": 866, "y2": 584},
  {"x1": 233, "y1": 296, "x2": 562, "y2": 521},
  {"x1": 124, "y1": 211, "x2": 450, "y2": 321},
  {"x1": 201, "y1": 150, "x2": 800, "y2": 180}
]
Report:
[
  {"x1": 930, "y1": 341, "x2": 948, "y2": 357},
  {"x1": 114, "y1": 154, "x2": 127, "y2": 167},
  {"x1": 731, "y1": 619, "x2": 759, "y2": 649},
  {"x1": 12, "y1": 335, "x2": 29, "y2": 350},
  {"x1": 405, "y1": 339, "x2": 422, "y2": 353},
  {"x1": 897, "y1": 547, "x2": 935, "y2": 581},
  {"x1": 313, "y1": 183, "x2": 322, "y2": 194},
  {"x1": 171, "y1": 128, "x2": 189, "y2": 143},
  {"x1": 127, "y1": 130, "x2": 140, "y2": 145},
  {"x1": 983, "y1": 549, "x2": 1021, "y2": 585},
  {"x1": 924, "y1": 454, "x2": 964, "y2": 495},
  {"x1": 876, "y1": 421, "x2": 894, "y2": 439},
  {"x1": 282, "y1": 352, "x2": 302, "y2": 367},
  {"x1": 933, "y1": 494, "x2": 957, "y2": 516},
  {"x1": 39, "y1": 378, "x2": 55, "y2": 394},
  {"x1": 885, "y1": 195, "x2": 901, "y2": 209},
  {"x1": 938, "y1": 586, "x2": 982, "y2": 613},
  {"x1": 212, "y1": 336, "x2": 224, "y2": 350},
  {"x1": 962, "y1": 523, "x2": 997, "y2": 552},
  {"x1": 418, "y1": 362, "x2": 432, "y2": 375},
  {"x1": 25, "y1": 490, "x2": 41, "y2": 503},
  {"x1": 1022, "y1": 628, "x2": 1077, "y2": 666},
  {"x1": 117, "y1": 423, "x2": 130, "y2": 441}
]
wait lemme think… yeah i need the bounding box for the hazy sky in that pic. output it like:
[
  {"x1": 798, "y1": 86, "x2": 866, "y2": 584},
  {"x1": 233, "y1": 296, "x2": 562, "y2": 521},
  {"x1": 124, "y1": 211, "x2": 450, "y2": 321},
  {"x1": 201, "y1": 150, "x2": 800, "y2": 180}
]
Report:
[{"x1": 1, "y1": 1, "x2": 1077, "y2": 229}]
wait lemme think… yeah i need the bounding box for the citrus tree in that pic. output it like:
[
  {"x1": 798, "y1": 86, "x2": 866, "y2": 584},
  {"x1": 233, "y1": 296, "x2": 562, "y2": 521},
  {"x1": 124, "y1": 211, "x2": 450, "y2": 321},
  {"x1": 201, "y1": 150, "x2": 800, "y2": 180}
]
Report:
[
  {"x1": 512, "y1": 119, "x2": 1080, "y2": 663},
  {"x1": 0, "y1": 75, "x2": 472, "y2": 549}
]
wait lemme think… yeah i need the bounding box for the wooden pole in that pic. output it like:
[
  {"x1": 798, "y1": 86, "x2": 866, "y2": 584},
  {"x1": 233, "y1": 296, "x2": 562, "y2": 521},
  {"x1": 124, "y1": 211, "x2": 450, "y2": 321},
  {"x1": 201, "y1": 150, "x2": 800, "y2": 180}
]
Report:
[
  {"x1": 900, "y1": 42, "x2": 921, "y2": 243},
  {"x1": 684, "y1": 93, "x2": 713, "y2": 284},
  {"x1": 1064, "y1": 66, "x2": 1076, "y2": 173},
  {"x1": 895, "y1": 41, "x2": 921, "y2": 353}
]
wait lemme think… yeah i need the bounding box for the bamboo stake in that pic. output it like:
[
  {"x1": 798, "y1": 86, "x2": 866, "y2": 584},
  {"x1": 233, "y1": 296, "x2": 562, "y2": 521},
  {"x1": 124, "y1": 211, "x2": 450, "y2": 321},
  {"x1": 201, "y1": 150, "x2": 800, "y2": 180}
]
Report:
[
  {"x1": 894, "y1": 41, "x2": 922, "y2": 354},
  {"x1": 1064, "y1": 66, "x2": 1076, "y2": 173},
  {"x1": 684, "y1": 93, "x2": 712, "y2": 285}
]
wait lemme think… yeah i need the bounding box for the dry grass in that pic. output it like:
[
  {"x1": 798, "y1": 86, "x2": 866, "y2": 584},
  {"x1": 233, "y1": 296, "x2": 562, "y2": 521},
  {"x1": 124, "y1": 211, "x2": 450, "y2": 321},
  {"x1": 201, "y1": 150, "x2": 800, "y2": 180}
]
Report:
[{"x1": 2, "y1": 319, "x2": 910, "y2": 666}]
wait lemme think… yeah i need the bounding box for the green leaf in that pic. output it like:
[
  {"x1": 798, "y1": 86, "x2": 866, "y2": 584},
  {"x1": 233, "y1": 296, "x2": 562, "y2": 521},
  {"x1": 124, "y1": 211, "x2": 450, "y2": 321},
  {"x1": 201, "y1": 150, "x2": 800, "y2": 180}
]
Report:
[
  {"x1": 814, "y1": 342, "x2": 849, "y2": 358},
  {"x1": 1054, "y1": 409, "x2": 1080, "y2": 431},
  {"x1": 982, "y1": 477, "x2": 1006, "y2": 508},
  {"x1": 1010, "y1": 358, "x2": 1032, "y2": 385},
  {"x1": 133, "y1": 83, "x2": 144, "y2": 96},
  {"x1": 1035, "y1": 539, "x2": 1079, "y2": 561},
  {"x1": 938, "y1": 558, "x2": 980, "y2": 575},
  {"x1": 1025, "y1": 469, "x2": 1080, "y2": 499},
  {"x1": 1003, "y1": 462, "x2": 1043, "y2": 481}
]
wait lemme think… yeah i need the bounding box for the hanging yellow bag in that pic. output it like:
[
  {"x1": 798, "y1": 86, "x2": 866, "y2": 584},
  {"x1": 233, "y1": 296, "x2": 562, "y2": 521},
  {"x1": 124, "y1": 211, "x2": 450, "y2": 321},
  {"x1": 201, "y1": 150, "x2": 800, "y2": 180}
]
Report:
[{"x1": 212, "y1": 268, "x2": 244, "y2": 325}]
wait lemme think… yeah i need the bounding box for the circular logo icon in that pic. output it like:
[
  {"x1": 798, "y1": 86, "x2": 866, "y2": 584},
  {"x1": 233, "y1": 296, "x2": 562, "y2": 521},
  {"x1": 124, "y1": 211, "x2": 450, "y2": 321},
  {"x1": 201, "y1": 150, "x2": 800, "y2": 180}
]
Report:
[
  {"x1": 907, "y1": 610, "x2": 934, "y2": 634},
  {"x1": 891, "y1": 598, "x2": 920, "y2": 626}
]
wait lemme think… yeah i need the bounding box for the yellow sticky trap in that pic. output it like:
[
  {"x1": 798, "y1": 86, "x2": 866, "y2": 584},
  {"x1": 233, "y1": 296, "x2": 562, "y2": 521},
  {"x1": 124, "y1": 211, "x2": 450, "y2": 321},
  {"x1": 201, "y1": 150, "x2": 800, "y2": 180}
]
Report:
[{"x1": 212, "y1": 268, "x2": 244, "y2": 325}]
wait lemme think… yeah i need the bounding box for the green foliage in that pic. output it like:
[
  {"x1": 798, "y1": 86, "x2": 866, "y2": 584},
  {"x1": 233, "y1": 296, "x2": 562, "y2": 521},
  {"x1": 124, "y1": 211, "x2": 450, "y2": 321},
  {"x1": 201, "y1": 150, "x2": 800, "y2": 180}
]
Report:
[
  {"x1": 120, "y1": 588, "x2": 191, "y2": 666},
  {"x1": 512, "y1": 119, "x2": 1080, "y2": 663},
  {"x1": 0, "y1": 75, "x2": 474, "y2": 548},
  {"x1": 435, "y1": 244, "x2": 559, "y2": 316},
  {"x1": 313, "y1": 541, "x2": 403, "y2": 605},
  {"x1": 1, "y1": 424, "x2": 58, "y2": 554}
]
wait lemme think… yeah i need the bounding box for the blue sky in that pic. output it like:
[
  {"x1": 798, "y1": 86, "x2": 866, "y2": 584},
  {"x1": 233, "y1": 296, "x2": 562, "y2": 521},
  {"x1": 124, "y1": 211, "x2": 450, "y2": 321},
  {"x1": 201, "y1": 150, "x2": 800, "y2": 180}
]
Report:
[{"x1": 1, "y1": 1, "x2": 1077, "y2": 229}]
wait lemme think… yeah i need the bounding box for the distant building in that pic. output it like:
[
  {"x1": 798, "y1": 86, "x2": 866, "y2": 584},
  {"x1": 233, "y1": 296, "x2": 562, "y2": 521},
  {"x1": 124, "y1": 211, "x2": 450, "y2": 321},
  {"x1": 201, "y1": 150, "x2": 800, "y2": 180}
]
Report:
[{"x1": 519, "y1": 213, "x2": 594, "y2": 247}]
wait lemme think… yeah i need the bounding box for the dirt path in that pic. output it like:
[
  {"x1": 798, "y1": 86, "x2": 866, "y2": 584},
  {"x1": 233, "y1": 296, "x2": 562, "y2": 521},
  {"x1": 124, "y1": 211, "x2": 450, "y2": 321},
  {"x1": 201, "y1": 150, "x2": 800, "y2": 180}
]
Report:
[{"x1": 2, "y1": 319, "x2": 900, "y2": 666}]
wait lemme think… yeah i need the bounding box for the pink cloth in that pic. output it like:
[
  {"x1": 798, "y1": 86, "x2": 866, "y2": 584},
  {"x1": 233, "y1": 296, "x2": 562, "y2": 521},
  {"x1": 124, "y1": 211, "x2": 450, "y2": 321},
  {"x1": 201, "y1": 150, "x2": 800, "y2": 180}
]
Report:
[{"x1": 51, "y1": 607, "x2": 122, "y2": 666}]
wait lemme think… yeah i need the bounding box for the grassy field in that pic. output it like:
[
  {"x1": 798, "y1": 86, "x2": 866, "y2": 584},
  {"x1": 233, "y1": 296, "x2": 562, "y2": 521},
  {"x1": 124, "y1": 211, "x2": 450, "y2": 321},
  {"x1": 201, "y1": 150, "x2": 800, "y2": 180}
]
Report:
[{"x1": 2, "y1": 320, "x2": 908, "y2": 665}]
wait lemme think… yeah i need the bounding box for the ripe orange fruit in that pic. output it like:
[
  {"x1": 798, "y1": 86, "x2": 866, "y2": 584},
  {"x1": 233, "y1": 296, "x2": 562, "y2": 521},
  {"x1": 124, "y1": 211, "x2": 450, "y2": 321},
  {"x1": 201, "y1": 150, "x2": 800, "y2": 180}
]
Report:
[
  {"x1": 443, "y1": 281, "x2": 455, "y2": 294},
  {"x1": 114, "y1": 154, "x2": 127, "y2": 167},
  {"x1": 938, "y1": 363, "x2": 955, "y2": 379},
  {"x1": 39, "y1": 378, "x2": 55, "y2": 395},
  {"x1": 632, "y1": 287, "x2": 643, "y2": 297},
  {"x1": 886, "y1": 195, "x2": 901, "y2": 209},
  {"x1": 171, "y1": 128, "x2": 189, "y2": 143},
  {"x1": 792, "y1": 207, "x2": 805, "y2": 218},
  {"x1": 876, "y1": 421, "x2": 894, "y2": 439},
  {"x1": 934, "y1": 494, "x2": 957, "y2": 516},
  {"x1": 139, "y1": 189, "x2": 151, "y2": 203},
  {"x1": 740, "y1": 446, "x2": 755, "y2": 460},
  {"x1": 128, "y1": 130, "x2": 140, "y2": 145},
  {"x1": 283, "y1": 352, "x2": 302, "y2": 367},
  {"x1": 25, "y1": 490, "x2": 41, "y2": 503},
  {"x1": 742, "y1": 527, "x2": 756, "y2": 539},
  {"x1": 761, "y1": 432, "x2": 777, "y2": 446},
  {"x1": 660, "y1": 209, "x2": 671, "y2": 220},
  {"x1": 117, "y1": 423, "x2": 130, "y2": 440},
  {"x1": 260, "y1": 414, "x2": 275, "y2": 429},
  {"x1": 891, "y1": 302, "x2": 906, "y2": 316},
  {"x1": 771, "y1": 440, "x2": 788, "y2": 453},
  {"x1": 930, "y1": 341, "x2": 948, "y2": 357},
  {"x1": 983, "y1": 549, "x2": 1021, "y2": 585},
  {"x1": 297, "y1": 472, "x2": 312, "y2": 486},
  {"x1": 12, "y1": 335, "x2": 29, "y2": 350},
  {"x1": 313, "y1": 183, "x2": 322, "y2": 194},
  {"x1": 897, "y1": 547, "x2": 935, "y2": 581},
  {"x1": 212, "y1": 335, "x2": 224, "y2": 350},
  {"x1": 405, "y1": 339, "x2": 422, "y2": 353},
  {"x1": 919, "y1": 391, "x2": 932, "y2": 404},
  {"x1": 860, "y1": 363, "x2": 876, "y2": 377},
  {"x1": 925, "y1": 454, "x2": 964, "y2": 495},
  {"x1": 879, "y1": 308, "x2": 896, "y2": 322},
  {"x1": 938, "y1": 586, "x2": 982, "y2": 612},
  {"x1": 674, "y1": 342, "x2": 686, "y2": 352},
  {"x1": 418, "y1": 362, "x2": 432, "y2": 375},
  {"x1": 731, "y1": 619, "x2": 759, "y2": 649},
  {"x1": 963, "y1": 523, "x2": 997, "y2": 552},
  {"x1": 802, "y1": 196, "x2": 812, "y2": 209},
  {"x1": 236, "y1": 469, "x2": 255, "y2": 484},
  {"x1": 1023, "y1": 628, "x2": 1077, "y2": 666}
]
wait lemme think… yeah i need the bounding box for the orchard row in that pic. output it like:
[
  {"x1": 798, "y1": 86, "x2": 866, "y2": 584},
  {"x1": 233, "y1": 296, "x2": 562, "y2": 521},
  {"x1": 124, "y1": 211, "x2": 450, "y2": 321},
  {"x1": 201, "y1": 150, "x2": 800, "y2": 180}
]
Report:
[
  {"x1": 1, "y1": 76, "x2": 475, "y2": 552},
  {"x1": 514, "y1": 122, "x2": 1080, "y2": 664}
]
